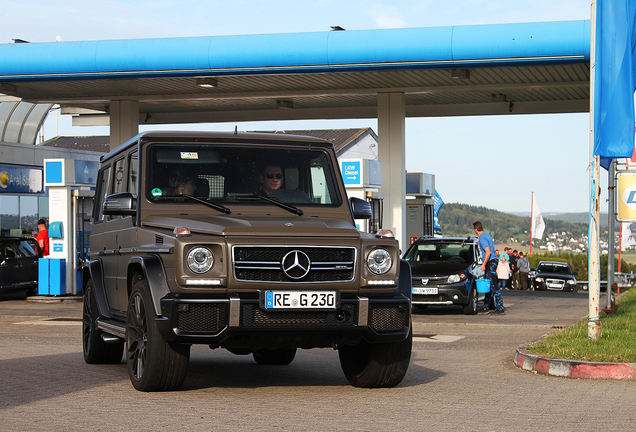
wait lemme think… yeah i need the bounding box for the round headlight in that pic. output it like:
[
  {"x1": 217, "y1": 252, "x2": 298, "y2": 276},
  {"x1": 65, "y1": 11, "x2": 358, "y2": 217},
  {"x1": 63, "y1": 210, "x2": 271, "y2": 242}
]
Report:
[
  {"x1": 187, "y1": 247, "x2": 214, "y2": 274},
  {"x1": 366, "y1": 248, "x2": 393, "y2": 275}
]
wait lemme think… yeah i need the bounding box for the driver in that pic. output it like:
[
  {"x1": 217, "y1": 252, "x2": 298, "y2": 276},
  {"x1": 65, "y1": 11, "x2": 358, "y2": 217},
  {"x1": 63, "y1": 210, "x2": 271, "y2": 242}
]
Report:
[{"x1": 257, "y1": 163, "x2": 284, "y2": 196}]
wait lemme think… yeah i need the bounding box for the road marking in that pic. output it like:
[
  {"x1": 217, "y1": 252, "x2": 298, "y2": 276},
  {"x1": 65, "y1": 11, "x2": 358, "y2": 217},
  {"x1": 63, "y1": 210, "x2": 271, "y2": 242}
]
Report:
[
  {"x1": 14, "y1": 318, "x2": 82, "y2": 326},
  {"x1": 413, "y1": 334, "x2": 465, "y2": 343}
]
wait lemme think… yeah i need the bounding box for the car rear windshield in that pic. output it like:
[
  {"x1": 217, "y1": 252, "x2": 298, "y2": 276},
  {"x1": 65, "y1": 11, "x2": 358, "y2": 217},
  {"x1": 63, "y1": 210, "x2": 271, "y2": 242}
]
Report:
[
  {"x1": 146, "y1": 143, "x2": 342, "y2": 206},
  {"x1": 537, "y1": 263, "x2": 572, "y2": 275},
  {"x1": 404, "y1": 242, "x2": 474, "y2": 264}
]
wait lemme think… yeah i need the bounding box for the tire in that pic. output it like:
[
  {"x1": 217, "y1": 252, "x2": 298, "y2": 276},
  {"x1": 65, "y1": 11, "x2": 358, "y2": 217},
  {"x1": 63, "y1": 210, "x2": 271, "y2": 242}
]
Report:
[
  {"x1": 463, "y1": 287, "x2": 478, "y2": 315},
  {"x1": 82, "y1": 280, "x2": 124, "y2": 364},
  {"x1": 338, "y1": 328, "x2": 412, "y2": 388},
  {"x1": 126, "y1": 279, "x2": 190, "y2": 391},
  {"x1": 252, "y1": 348, "x2": 297, "y2": 365}
]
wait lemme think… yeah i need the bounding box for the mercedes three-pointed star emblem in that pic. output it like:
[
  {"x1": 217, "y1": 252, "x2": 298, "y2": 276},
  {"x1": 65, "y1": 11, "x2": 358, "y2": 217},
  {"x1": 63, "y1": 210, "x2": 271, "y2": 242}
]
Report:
[{"x1": 281, "y1": 250, "x2": 311, "y2": 279}]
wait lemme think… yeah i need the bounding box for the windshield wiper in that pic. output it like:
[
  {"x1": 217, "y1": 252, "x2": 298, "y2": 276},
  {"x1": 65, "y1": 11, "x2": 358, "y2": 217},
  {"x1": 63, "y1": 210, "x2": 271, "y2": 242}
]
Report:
[
  {"x1": 235, "y1": 194, "x2": 303, "y2": 216},
  {"x1": 154, "y1": 195, "x2": 231, "y2": 214}
]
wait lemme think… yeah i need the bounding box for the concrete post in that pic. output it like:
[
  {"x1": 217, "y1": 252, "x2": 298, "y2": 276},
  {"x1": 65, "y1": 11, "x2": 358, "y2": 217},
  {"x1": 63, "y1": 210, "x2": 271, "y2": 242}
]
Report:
[
  {"x1": 109, "y1": 100, "x2": 139, "y2": 150},
  {"x1": 377, "y1": 92, "x2": 406, "y2": 250}
]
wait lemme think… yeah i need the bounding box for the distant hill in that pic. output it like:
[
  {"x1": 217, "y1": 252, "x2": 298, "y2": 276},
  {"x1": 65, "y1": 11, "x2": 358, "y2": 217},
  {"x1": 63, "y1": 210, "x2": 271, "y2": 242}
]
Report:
[
  {"x1": 545, "y1": 212, "x2": 609, "y2": 227},
  {"x1": 510, "y1": 211, "x2": 610, "y2": 227},
  {"x1": 438, "y1": 203, "x2": 593, "y2": 242}
]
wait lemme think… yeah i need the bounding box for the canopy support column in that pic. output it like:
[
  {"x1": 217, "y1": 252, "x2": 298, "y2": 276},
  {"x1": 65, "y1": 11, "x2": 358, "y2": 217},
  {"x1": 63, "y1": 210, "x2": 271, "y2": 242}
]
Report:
[
  {"x1": 109, "y1": 100, "x2": 139, "y2": 150},
  {"x1": 377, "y1": 92, "x2": 406, "y2": 250}
]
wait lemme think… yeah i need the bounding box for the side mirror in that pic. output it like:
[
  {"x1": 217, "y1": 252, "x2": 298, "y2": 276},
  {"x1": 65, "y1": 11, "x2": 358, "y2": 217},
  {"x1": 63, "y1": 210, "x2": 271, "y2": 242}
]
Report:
[
  {"x1": 573, "y1": 271, "x2": 578, "y2": 276},
  {"x1": 349, "y1": 197, "x2": 371, "y2": 220},
  {"x1": 103, "y1": 192, "x2": 136, "y2": 216}
]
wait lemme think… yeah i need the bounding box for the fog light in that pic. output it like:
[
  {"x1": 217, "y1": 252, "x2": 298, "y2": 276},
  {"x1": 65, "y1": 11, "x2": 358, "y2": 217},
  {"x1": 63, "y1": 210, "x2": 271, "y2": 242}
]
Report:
[
  {"x1": 368, "y1": 280, "x2": 397, "y2": 286},
  {"x1": 185, "y1": 279, "x2": 222, "y2": 286},
  {"x1": 453, "y1": 295, "x2": 458, "y2": 300}
]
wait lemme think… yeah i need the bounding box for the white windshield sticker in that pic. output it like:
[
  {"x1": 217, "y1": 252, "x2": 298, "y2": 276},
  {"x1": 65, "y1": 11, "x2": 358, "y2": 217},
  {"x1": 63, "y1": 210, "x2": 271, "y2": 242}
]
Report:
[{"x1": 180, "y1": 152, "x2": 199, "y2": 159}]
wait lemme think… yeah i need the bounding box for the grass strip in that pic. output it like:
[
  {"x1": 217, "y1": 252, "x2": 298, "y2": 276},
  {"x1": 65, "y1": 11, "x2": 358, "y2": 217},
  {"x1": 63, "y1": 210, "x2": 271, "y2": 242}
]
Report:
[{"x1": 527, "y1": 288, "x2": 636, "y2": 363}]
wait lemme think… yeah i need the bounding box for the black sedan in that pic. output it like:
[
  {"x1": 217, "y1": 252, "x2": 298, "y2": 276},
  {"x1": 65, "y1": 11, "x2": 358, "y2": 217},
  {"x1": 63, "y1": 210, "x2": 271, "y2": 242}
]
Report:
[
  {"x1": 0, "y1": 237, "x2": 42, "y2": 296},
  {"x1": 531, "y1": 261, "x2": 578, "y2": 292}
]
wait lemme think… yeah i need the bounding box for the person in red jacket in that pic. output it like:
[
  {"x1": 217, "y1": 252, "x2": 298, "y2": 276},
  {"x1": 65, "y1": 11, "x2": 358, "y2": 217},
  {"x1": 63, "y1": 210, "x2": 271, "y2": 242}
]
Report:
[{"x1": 36, "y1": 219, "x2": 49, "y2": 256}]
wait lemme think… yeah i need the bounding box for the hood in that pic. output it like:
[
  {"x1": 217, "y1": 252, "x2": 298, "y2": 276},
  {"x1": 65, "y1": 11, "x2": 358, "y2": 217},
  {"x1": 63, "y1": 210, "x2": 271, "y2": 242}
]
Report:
[
  {"x1": 142, "y1": 214, "x2": 361, "y2": 238},
  {"x1": 409, "y1": 261, "x2": 470, "y2": 277}
]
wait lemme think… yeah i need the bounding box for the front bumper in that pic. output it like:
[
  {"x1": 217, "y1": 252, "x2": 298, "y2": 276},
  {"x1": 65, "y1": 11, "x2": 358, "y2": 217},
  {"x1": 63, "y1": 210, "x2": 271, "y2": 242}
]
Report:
[
  {"x1": 156, "y1": 292, "x2": 411, "y2": 349},
  {"x1": 411, "y1": 281, "x2": 471, "y2": 306},
  {"x1": 534, "y1": 279, "x2": 576, "y2": 291}
]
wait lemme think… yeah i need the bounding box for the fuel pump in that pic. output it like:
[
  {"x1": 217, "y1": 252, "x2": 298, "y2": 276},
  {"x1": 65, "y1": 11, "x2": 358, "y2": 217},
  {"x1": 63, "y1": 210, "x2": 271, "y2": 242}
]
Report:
[{"x1": 41, "y1": 159, "x2": 96, "y2": 295}]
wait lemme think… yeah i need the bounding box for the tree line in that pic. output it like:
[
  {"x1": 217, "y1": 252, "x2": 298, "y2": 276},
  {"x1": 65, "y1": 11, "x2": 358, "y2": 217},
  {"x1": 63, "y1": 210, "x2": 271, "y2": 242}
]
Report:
[{"x1": 438, "y1": 203, "x2": 590, "y2": 241}]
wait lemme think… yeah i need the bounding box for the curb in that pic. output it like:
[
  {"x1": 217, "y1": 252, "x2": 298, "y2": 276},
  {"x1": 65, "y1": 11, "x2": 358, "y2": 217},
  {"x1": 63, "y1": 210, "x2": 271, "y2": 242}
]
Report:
[
  {"x1": 514, "y1": 345, "x2": 636, "y2": 380},
  {"x1": 26, "y1": 296, "x2": 83, "y2": 304}
]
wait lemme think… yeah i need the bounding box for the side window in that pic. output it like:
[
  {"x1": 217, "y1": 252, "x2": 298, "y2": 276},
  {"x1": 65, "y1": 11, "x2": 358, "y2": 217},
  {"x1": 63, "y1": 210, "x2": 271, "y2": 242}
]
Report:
[
  {"x1": 18, "y1": 240, "x2": 38, "y2": 258},
  {"x1": 4, "y1": 242, "x2": 20, "y2": 258},
  {"x1": 310, "y1": 165, "x2": 330, "y2": 204},
  {"x1": 113, "y1": 158, "x2": 126, "y2": 194},
  {"x1": 128, "y1": 151, "x2": 138, "y2": 196},
  {"x1": 95, "y1": 166, "x2": 112, "y2": 222}
]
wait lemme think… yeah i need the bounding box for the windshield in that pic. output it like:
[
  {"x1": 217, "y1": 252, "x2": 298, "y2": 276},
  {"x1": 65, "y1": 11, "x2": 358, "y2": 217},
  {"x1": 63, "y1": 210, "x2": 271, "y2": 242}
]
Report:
[
  {"x1": 146, "y1": 144, "x2": 341, "y2": 206},
  {"x1": 537, "y1": 263, "x2": 572, "y2": 275},
  {"x1": 404, "y1": 242, "x2": 474, "y2": 264}
]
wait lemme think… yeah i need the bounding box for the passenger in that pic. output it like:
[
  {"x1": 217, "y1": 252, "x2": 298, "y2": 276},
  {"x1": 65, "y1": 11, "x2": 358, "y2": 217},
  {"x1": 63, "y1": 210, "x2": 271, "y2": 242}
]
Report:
[
  {"x1": 257, "y1": 163, "x2": 284, "y2": 196},
  {"x1": 473, "y1": 221, "x2": 505, "y2": 315},
  {"x1": 167, "y1": 168, "x2": 197, "y2": 196}
]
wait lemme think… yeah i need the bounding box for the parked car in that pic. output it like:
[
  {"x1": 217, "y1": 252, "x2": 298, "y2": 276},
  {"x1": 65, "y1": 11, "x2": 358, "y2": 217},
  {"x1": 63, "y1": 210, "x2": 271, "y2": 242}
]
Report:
[
  {"x1": 403, "y1": 236, "x2": 484, "y2": 315},
  {"x1": 531, "y1": 261, "x2": 578, "y2": 291},
  {"x1": 0, "y1": 237, "x2": 42, "y2": 296}
]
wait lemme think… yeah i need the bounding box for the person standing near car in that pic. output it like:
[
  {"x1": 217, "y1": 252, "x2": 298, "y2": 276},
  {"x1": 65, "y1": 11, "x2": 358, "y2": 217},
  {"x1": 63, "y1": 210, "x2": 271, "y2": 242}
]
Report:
[
  {"x1": 517, "y1": 252, "x2": 530, "y2": 290},
  {"x1": 36, "y1": 219, "x2": 49, "y2": 257},
  {"x1": 509, "y1": 249, "x2": 519, "y2": 289},
  {"x1": 473, "y1": 221, "x2": 505, "y2": 314},
  {"x1": 497, "y1": 253, "x2": 510, "y2": 290}
]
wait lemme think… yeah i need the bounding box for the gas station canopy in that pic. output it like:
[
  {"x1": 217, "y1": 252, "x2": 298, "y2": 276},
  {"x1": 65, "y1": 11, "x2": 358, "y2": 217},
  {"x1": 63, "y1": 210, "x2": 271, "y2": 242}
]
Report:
[{"x1": 0, "y1": 20, "x2": 590, "y2": 126}]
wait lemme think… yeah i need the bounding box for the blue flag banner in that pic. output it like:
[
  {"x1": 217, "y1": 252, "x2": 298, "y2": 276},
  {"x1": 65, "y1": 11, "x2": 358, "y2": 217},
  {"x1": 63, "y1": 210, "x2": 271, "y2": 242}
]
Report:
[
  {"x1": 594, "y1": 0, "x2": 636, "y2": 169},
  {"x1": 433, "y1": 190, "x2": 444, "y2": 236}
]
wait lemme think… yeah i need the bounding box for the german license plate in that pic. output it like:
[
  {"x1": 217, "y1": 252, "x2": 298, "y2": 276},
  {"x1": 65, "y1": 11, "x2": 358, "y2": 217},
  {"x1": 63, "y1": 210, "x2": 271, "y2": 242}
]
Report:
[
  {"x1": 263, "y1": 291, "x2": 338, "y2": 310},
  {"x1": 412, "y1": 287, "x2": 438, "y2": 295}
]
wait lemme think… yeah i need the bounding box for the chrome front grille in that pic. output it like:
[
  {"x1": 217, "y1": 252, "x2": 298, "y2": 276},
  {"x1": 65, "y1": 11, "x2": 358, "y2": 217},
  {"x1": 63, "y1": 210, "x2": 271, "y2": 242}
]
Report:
[
  {"x1": 546, "y1": 279, "x2": 566, "y2": 290},
  {"x1": 233, "y1": 246, "x2": 356, "y2": 283}
]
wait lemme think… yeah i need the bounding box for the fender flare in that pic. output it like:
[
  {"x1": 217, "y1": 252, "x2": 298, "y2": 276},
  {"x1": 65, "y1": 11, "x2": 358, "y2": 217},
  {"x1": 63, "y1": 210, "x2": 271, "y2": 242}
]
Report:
[
  {"x1": 86, "y1": 259, "x2": 112, "y2": 318},
  {"x1": 397, "y1": 258, "x2": 412, "y2": 301},
  {"x1": 128, "y1": 255, "x2": 170, "y2": 316}
]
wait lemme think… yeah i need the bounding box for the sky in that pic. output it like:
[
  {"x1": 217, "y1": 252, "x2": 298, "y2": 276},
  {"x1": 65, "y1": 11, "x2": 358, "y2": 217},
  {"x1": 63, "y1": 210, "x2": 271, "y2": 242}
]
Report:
[{"x1": 2, "y1": 0, "x2": 599, "y2": 214}]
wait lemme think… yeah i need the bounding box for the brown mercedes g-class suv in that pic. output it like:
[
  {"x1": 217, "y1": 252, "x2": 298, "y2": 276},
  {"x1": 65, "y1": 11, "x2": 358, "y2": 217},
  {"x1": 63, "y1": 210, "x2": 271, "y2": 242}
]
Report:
[{"x1": 82, "y1": 131, "x2": 411, "y2": 391}]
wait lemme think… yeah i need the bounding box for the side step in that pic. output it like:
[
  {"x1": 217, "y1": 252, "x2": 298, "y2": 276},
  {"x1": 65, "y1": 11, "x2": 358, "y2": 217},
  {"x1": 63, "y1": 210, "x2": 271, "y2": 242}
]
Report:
[{"x1": 96, "y1": 317, "x2": 126, "y2": 339}]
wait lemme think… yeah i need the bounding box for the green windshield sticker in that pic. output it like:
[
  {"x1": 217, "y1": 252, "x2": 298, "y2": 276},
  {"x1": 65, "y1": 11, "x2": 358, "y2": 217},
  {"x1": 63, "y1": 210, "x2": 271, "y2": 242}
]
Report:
[{"x1": 151, "y1": 188, "x2": 162, "y2": 197}]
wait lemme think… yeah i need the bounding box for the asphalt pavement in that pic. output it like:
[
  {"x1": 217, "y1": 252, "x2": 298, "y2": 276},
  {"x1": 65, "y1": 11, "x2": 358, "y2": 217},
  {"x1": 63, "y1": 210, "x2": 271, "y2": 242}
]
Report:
[{"x1": 1, "y1": 289, "x2": 635, "y2": 432}]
